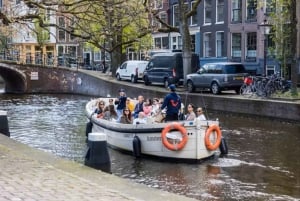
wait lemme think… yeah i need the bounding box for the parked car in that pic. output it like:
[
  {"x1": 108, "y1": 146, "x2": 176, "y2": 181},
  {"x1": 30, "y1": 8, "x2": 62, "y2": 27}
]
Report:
[
  {"x1": 143, "y1": 52, "x2": 199, "y2": 88},
  {"x1": 186, "y1": 62, "x2": 248, "y2": 94},
  {"x1": 116, "y1": 60, "x2": 149, "y2": 83}
]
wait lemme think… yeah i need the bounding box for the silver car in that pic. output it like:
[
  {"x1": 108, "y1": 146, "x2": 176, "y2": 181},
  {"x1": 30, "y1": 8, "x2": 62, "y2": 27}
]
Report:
[{"x1": 186, "y1": 62, "x2": 248, "y2": 94}]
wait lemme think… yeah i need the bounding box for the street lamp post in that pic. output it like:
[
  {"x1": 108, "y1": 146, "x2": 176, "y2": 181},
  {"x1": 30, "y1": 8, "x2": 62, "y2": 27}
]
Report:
[{"x1": 259, "y1": 19, "x2": 272, "y2": 76}]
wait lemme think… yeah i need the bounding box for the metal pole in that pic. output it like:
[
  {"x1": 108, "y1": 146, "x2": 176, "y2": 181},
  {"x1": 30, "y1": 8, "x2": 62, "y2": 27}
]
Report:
[{"x1": 263, "y1": 35, "x2": 267, "y2": 77}]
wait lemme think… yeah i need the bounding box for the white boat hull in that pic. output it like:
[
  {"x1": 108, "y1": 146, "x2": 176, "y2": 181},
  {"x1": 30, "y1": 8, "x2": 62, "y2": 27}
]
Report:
[{"x1": 86, "y1": 99, "x2": 221, "y2": 161}]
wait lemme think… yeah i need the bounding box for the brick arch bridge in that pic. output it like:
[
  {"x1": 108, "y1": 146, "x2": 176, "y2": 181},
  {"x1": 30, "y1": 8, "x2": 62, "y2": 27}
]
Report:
[
  {"x1": 0, "y1": 63, "x2": 27, "y2": 93},
  {"x1": 0, "y1": 63, "x2": 92, "y2": 94}
]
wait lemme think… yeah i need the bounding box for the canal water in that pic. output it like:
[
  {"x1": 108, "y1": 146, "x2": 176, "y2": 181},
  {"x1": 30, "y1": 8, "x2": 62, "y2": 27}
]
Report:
[{"x1": 1, "y1": 93, "x2": 299, "y2": 201}]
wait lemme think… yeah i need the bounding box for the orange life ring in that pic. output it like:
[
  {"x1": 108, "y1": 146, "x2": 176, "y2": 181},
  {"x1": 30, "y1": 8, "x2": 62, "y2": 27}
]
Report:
[
  {"x1": 205, "y1": 124, "x2": 222, "y2": 151},
  {"x1": 161, "y1": 122, "x2": 188, "y2": 151}
]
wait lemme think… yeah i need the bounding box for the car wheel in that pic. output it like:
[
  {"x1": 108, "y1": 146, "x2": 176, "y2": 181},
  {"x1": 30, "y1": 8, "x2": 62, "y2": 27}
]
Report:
[
  {"x1": 234, "y1": 87, "x2": 240, "y2": 94},
  {"x1": 144, "y1": 76, "x2": 150, "y2": 86},
  {"x1": 211, "y1": 82, "x2": 221, "y2": 94},
  {"x1": 164, "y1": 79, "x2": 169, "y2": 88},
  {"x1": 187, "y1": 80, "x2": 195, "y2": 93},
  {"x1": 131, "y1": 75, "x2": 137, "y2": 83},
  {"x1": 116, "y1": 74, "x2": 121, "y2": 81}
]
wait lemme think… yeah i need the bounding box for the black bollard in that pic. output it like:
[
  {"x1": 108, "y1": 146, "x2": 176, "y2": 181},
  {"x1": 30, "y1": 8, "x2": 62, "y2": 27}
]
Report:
[
  {"x1": 85, "y1": 133, "x2": 111, "y2": 173},
  {"x1": 0, "y1": 111, "x2": 10, "y2": 137}
]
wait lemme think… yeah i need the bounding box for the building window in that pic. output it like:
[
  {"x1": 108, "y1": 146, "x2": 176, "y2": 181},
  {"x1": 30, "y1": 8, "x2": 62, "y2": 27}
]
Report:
[
  {"x1": 154, "y1": 0, "x2": 163, "y2": 9},
  {"x1": 232, "y1": 0, "x2": 242, "y2": 23},
  {"x1": 246, "y1": 0, "x2": 257, "y2": 21},
  {"x1": 216, "y1": 32, "x2": 225, "y2": 57},
  {"x1": 0, "y1": 0, "x2": 2, "y2": 8},
  {"x1": 265, "y1": 0, "x2": 275, "y2": 15},
  {"x1": 160, "y1": 12, "x2": 167, "y2": 28},
  {"x1": 216, "y1": 0, "x2": 224, "y2": 23},
  {"x1": 67, "y1": 46, "x2": 77, "y2": 57},
  {"x1": 191, "y1": 35, "x2": 195, "y2": 52},
  {"x1": 16, "y1": 0, "x2": 21, "y2": 4},
  {"x1": 58, "y1": 17, "x2": 66, "y2": 42},
  {"x1": 203, "y1": 32, "x2": 212, "y2": 57},
  {"x1": 232, "y1": 33, "x2": 242, "y2": 59},
  {"x1": 191, "y1": 1, "x2": 198, "y2": 25},
  {"x1": 246, "y1": 32, "x2": 256, "y2": 61},
  {"x1": 204, "y1": 0, "x2": 212, "y2": 24},
  {"x1": 173, "y1": 4, "x2": 179, "y2": 27},
  {"x1": 94, "y1": 51, "x2": 101, "y2": 61}
]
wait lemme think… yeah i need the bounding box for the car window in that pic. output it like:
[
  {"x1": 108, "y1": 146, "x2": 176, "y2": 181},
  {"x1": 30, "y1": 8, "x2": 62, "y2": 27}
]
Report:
[
  {"x1": 152, "y1": 56, "x2": 172, "y2": 67},
  {"x1": 120, "y1": 62, "x2": 127, "y2": 70},
  {"x1": 206, "y1": 64, "x2": 215, "y2": 74},
  {"x1": 215, "y1": 65, "x2": 223, "y2": 74},
  {"x1": 224, "y1": 64, "x2": 246, "y2": 74}
]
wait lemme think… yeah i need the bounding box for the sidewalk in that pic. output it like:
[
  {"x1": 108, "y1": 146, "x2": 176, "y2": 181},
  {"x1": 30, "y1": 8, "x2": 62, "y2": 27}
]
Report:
[{"x1": 0, "y1": 134, "x2": 196, "y2": 201}]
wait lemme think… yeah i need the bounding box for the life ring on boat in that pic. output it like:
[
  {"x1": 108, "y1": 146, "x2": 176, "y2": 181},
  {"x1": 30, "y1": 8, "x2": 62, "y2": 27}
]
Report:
[
  {"x1": 161, "y1": 122, "x2": 188, "y2": 151},
  {"x1": 205, "y1": 124, "x2": 222, "y2": 151}
]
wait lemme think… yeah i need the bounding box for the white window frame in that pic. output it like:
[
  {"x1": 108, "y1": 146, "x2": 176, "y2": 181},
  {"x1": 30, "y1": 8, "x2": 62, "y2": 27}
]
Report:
[
  {"x1": 216, "y1": 0, "x2": 224, "y2": 23},
  {"x1": 190, "y1": 1, "x2": 198, "y2": 26},
  {"x1": 203, "y1": 32, "x2": 212, "y2": 57},
  {"x1": 216, "y1": 31, "x2": 225, "y2": 57}
]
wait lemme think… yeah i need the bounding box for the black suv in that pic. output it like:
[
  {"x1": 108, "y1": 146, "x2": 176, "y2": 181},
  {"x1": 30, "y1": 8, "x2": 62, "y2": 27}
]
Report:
[{"x1": 143, "y1": 52, "x2": 199, "y2": 88}]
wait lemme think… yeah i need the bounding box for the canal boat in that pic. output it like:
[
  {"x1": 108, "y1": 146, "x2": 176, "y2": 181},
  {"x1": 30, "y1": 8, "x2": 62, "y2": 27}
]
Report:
[{"x1": 85, "y1": 98, "x2": 227, "y2": 162}]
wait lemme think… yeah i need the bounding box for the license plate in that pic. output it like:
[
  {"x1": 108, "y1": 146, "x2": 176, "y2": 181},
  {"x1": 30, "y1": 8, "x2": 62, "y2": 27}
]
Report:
[{"x1": 234, "y1": 76, "x2": 243, "y2": 80}]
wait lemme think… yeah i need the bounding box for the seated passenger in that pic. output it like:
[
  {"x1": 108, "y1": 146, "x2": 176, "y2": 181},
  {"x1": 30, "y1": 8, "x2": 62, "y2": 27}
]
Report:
[
  {"x1": 126, "y1": 98, "x2": 135, "y2": 113},
  {"x1": 185, "y1": 103, "x2": 196, "y2": 121},
  {"x1": 143, "y1": 98, "x2": 153, "y2": 116},
  {"x1": 119, "y1": 107, "x2": 133, "y2": 124},
  {"x1": 133, "y1": 112, "x2": 147, "y2": 125},
  {"x1": 94, "y1": 100, "x2": 105, "y2": 118},
  {"x1": 133, "y1": 95, "x2": 144, "y2": 119},
  {"x1": 103, "y1": 105, "x2": 118, "y2": 121},
  {"x1": 196, "y1": 107, "x2": 206, "y2": 120}
]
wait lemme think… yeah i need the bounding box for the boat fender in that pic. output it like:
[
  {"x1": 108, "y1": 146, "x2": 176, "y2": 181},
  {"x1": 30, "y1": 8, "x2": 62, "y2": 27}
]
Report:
[
  {"x1": 132, "y1": 136, "x2": 142, "y2": 158},
  {"x1": 219, "y1": 137, "x2": 228, "y2": 155},
  {"x1": 161, "y1": 122, "x2": 188, "y2": 151},
  {"x1": 205, "y1": 124, "x2": 222, "y2": 151},
  {"x1": 85, "y1": 121, "x2": 93, "y2": 137}
]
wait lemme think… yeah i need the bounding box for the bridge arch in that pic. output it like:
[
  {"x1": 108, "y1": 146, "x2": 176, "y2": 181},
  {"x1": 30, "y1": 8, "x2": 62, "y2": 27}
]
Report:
[{"x1": 0, "y1": 63, "x2": 27, "y2": 93}]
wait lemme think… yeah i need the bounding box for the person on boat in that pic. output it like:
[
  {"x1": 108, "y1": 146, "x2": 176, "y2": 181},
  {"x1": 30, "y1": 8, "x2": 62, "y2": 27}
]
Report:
[
  {"x1": 108, "y1": 98, "x2": 114, "y2": 105},
  {"x1": 119, "y1": 107, "x2": 133, "y2": 124},
  {"x1": 126, "y1": 98, "x2": 135, "y2": 113},
  {"x1": 185, "y1": 103, "x2": 196, "y2": 121},
  {"x1": 133, "y1": 112, "x2": 147, "y2": 125},
  {"x1": 196, "y1": 107, "x2": 206, "y2": 120},
  {"x1": 151, "y1": 98, "x2": 160, "y2": 116},
  {"x1": 133, "y1": 95, "x2": 144, "y2": 119},
  {"x1": 161, "y1": 84, "x2": 182, "y2": 121},
  {"x1": 115, "y1": 88, "x2": 127, "y2": 119},
  {"x1": 143, "y1": 98, "x2": 153, "y2": 116},
  {"x1": 94, "y1": 100, "x2": 105, "y2": 118},
  {"x1": 103, "y1": 104, "x2": 118, "y2": 121}
]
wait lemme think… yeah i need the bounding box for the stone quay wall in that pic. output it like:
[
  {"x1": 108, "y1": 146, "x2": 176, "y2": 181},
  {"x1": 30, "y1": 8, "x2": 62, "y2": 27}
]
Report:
[{"x1": 12, "y1": 66, "x2": 300, "y2": 122}]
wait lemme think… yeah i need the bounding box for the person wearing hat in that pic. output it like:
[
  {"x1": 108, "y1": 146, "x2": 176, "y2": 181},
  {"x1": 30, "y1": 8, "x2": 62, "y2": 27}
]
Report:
[
  {"x1": 114, "y1": 88, "x2": 127, "y2": 119},
  {"x1": 160, "y1": 84, "x2": 182, "y2": 121}
]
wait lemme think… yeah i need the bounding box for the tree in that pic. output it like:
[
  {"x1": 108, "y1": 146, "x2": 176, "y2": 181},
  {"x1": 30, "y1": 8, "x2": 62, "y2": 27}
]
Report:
[
  {"x1": 269, "y1": 0, "x2": 298, "y2": 96},
  {"x1": 0, "y1": 0, "x2": 153, "y2": 76},
  {"x1": 145, "y1": 0, "x2": 202, "y2": 85}
]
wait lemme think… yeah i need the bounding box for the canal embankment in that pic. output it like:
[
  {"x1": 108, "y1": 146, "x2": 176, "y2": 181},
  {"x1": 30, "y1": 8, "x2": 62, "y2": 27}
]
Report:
[{"x1": 0, "y1": 134, "x2": 196, "y2": 201}]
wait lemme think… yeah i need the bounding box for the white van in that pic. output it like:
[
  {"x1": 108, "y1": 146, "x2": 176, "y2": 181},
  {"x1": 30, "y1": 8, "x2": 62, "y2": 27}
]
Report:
[{"x1": 116, "y1": 60, "x2": 149, "y2": 83}]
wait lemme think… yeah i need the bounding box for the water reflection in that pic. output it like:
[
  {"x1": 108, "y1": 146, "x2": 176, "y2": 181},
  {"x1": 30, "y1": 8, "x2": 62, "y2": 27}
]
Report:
[{"x1": 1, "y1": 93, "x2": 299, "y2": 201}]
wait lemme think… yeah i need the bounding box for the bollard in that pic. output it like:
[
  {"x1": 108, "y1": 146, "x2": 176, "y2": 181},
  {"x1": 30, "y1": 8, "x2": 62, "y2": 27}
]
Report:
[
  {"x1": 0, "y1": 110, "x2": 10, "y2": 137},
  {"x1": 84, "y1": 132, "x2": 111, "y2": 173}
]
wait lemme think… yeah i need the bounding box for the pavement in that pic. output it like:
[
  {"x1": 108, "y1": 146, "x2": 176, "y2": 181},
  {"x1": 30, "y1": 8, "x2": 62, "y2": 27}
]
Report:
[{"x1": 0, "y1": 134, "x2": 196, "y2": 201}]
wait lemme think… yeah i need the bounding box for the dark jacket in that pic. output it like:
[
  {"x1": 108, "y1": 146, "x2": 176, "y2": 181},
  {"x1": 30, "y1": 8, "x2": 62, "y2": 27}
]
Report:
[
  {"x1": 133, "y1": 102, "x2": 144, "y2": 118},
  {"x1": 115, "y1": 96, "x2": 127, "y2": 110},
  {"x1": 161, "y1": 92, "x2": 181, "y2": 115}
]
